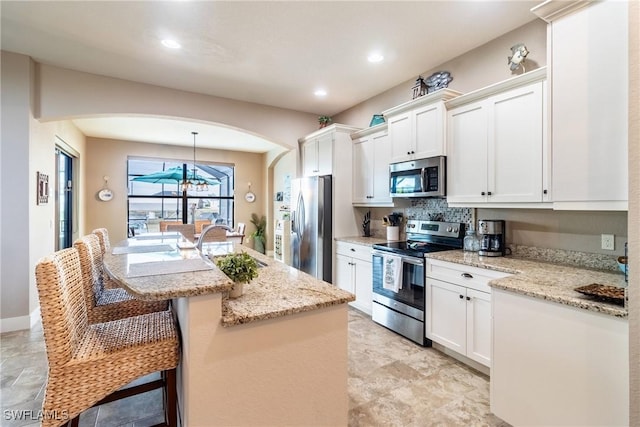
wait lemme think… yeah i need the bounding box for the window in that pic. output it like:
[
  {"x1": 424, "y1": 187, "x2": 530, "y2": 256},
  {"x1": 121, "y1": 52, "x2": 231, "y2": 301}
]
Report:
[{"x1": 127, "y1": 158, "x2": 234, "y2": 235}]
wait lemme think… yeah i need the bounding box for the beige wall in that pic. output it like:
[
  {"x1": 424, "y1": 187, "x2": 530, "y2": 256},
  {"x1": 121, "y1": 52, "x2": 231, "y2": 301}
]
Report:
[
  {"x1": 333, "y1": 20, "x2": 547, "y2": 128},
  {"x1": 36, "y1": 64, "x2": 318, "y2": 153},
  {"x1": 1, "y1": 51, "x2": 87, "y2": 331},
  {"x1": 85, "y1": 137, "x2": 265, "y2": 248}
]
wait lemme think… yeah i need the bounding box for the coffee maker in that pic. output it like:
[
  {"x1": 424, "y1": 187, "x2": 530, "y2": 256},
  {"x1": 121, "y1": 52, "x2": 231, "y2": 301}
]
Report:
[{"x1": 478, "y1": 219, "x2": 505, "y2": 257}]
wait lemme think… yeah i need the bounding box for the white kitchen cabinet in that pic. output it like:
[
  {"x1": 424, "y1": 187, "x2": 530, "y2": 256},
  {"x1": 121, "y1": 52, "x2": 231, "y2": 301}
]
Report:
[
  {"x1": 335, "y1": 241, "x2": 373, "y2": 315},
  {"x1": 532, "y1": 0, "x2": 628, "y2": 210},
  {"x1": 425, "y1": 259, "x2": 509, "y2": 367},
  {"x1": 301, "y1": 132, "x2": 333, "y2": 176},
  {"x1": 351, "y1": 125, "x2": 393, "y2": 206},
  {"x1": 447, "y1": 69, "x2": 548, "y2": 208},
  {"x1": 382, "y1": 89, "x2": 461, "y2": 163},
  {"x1": 298, "y1": 124, "x2": 360, "y2": 242},
  {"x1": 491, "y1": 288, "x2": 628, "y2": 426}
]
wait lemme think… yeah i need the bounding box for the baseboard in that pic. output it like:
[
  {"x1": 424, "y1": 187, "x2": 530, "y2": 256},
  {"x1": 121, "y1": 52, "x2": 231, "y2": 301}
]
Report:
[
  {"x1": 0, "y1": 314, "x2": 30, "y2": 333},
  {"x1": 0, "y1": 306, "x2": 40, "y2": 333},
  {"x1": 30, "y1": 306, "x2": 41, "y2": 328}
]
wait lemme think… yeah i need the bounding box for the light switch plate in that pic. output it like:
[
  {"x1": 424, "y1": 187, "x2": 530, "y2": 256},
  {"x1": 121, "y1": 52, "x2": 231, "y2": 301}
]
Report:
[{"x1": 601, "y1": 234, "x2": 615, "y2": 251}]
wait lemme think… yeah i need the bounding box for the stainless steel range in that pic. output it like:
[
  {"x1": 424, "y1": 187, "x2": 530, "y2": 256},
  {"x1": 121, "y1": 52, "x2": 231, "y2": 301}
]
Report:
[{"x1": 371, "y1": 220, "x2": 464, "y2": 345}]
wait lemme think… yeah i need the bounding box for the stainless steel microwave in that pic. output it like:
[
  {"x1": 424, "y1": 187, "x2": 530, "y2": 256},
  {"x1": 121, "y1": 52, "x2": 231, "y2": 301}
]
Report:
[{"x1": 389, "y1": 156, "x2": 446, "y2": 198}]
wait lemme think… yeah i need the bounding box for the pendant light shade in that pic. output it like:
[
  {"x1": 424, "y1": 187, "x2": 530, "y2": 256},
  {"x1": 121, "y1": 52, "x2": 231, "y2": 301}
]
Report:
[{"x1": 181, "y1": 131, "x2": 208, "y2": 192}]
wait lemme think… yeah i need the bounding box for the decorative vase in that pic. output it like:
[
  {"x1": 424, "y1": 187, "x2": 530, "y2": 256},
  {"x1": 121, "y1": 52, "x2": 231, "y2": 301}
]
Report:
[
  {"x1": 229, "y1": 281, "x2": 244, "y2": 298},
  {"x1": 254, "y1": 238, "x2": 265, "y2": 254}
]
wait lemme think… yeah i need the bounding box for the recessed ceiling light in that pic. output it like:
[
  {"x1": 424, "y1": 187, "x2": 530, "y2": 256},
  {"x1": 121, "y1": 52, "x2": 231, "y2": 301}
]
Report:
[
  {"x1": 161, "y1": 39, "x2": 181, "y2": 49},
  {"x1": 368, "y1": 52, "x2": 384, "y2": 63},
  {"x1": 314, "y1": 89, "x2": 327, "y2": 97}
]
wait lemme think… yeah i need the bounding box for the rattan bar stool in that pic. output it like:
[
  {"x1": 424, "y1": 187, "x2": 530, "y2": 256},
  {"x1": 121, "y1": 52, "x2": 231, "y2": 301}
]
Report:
[
  {"x1": 91, "y1": 227, "x2": 111, "y2": 255},
  {"x1": 35, "y1": 248, "x2": 179, "y2": 427},
  {"x1": 166, "y1": 223, "x2": 196, "y2": 242},
  {"x1": 74, "y1": 234, "x2": 168, "y2": 323}
]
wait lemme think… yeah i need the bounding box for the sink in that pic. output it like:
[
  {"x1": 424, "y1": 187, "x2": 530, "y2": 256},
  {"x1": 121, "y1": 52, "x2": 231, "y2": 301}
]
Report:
[{"x1": 251, "y1": 256, "x2": 268, "y2": 268}]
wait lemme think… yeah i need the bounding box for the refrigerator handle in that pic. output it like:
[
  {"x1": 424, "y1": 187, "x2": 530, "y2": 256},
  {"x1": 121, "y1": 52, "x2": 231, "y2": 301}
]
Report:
[{"x1": 296, "y1": 192, "x2": 305, "y2": 239}]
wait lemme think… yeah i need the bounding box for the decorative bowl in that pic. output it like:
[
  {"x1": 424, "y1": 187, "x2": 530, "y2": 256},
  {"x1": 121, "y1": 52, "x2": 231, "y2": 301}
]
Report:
[{"x1": 617, "y1": 256, "x2": 628, "y2": 274}]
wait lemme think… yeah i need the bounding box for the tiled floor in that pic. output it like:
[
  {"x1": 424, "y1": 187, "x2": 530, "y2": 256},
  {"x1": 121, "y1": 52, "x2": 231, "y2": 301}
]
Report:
[{"x1": 1, "y1": 308, "x2": 509, "y2": 426}]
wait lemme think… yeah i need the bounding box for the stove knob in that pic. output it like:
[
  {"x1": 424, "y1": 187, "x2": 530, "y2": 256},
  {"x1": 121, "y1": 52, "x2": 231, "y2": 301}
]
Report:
[
  {"x1": 446, "y1": 226, "x2": 452, "y2": 232},
  {"x1": 453, "y1": 227, "x2": 458, "y2": 233}
]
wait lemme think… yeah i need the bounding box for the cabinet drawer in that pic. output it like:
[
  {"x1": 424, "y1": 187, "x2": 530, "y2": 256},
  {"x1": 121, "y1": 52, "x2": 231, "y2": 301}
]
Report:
[
  {"x1": 335, "y1": 241, "x2": 372, "y2": 262},
  {"x1": 426, "y1": 259, "x2": 510, "y2": 293}
]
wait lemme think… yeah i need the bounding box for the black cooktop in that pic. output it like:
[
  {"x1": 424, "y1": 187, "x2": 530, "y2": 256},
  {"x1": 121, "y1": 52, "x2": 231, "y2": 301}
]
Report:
[{"x1": 372, "y1": 240, "x2": 455, "y2": 258}]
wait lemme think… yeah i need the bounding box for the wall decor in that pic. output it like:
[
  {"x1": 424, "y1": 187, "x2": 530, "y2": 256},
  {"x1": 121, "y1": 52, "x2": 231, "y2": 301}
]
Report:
[
  {"x1": 411, "y1": 76, "x2": 428, "y2": 99},
  {"x1": 508, "y1": 43, "x2": 529, "y2": 72},
  {"x1": 37, "y1": 172, "x2": 49, "y2": 205},
  {"x1": 97, "y1": 175, "x2": 114, "y2": 201},
  {"x1": 369, "y1": 114, "x2": 385, "y2": 127},
  {"x1": 425, "y1": 71, "x2": 453, "y2": 93}
]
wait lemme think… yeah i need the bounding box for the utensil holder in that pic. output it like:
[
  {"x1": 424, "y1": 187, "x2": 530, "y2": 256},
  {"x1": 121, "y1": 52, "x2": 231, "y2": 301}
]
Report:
[{"x1": 386, "y1": 226, "x2": 399, "y2": 241}]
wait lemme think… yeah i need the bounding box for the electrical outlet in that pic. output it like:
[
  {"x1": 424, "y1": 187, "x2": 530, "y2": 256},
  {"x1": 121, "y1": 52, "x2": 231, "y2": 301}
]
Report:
[{"x1": 601, "y1": 234, "x2": 615, "y2": 251}]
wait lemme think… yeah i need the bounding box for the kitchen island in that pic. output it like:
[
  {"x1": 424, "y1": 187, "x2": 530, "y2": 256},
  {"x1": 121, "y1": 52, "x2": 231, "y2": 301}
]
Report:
[{"x1": 105, "y1": 239, "x2": 354, "y2": 426}]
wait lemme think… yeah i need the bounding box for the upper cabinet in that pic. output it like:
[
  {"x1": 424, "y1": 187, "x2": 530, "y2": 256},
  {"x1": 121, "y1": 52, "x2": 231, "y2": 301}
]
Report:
[
  {"x1": 383, "y1": 89, "x2": 462, "y2": 163},
  {"x1": 301, "y1": 132, "x2": 333, "y2": 176},
  {"x1": 532, "y1": 0, "x2": 628, "y2": 210},
  {"x1": 446, "y1": 68, "x2": 549, "y2": 207},
  {"x1": 351, "y1": 124, "x2": 393, "y2": 207}
]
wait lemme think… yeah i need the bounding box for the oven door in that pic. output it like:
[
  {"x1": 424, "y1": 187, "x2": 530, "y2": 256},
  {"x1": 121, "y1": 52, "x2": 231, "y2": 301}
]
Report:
[{"x1": 372, "y1": 250, "x2": 425, "y2": 312}]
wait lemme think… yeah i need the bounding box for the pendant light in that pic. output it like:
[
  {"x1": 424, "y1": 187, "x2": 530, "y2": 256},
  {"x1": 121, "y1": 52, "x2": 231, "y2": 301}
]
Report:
[{"x1": 181, "y1": 131, "x2": 208, "y2": 192}]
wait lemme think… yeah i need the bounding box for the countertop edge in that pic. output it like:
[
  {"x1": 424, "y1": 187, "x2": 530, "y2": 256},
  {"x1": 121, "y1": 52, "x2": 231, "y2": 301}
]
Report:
[{"x1": 426, "y1": 250, "x2": 628, "y2": 318}]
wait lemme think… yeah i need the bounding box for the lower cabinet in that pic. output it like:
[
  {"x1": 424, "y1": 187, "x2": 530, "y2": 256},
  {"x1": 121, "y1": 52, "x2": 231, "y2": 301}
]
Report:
[
  {"x1": 491, "y1": 288, "x2": 628, "y2": 426},
  {"x1": 335, "y1": 241, "x2": 373, "y2": 314},
  {"x1": 425, "y1": 259, "x2": 509, "y2": 367}
]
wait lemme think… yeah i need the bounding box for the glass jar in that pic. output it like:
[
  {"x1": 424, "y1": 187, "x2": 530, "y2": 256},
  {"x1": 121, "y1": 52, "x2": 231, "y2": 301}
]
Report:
[{"x1": 464, "y1": 229, "x2": 478, "y2": 252}]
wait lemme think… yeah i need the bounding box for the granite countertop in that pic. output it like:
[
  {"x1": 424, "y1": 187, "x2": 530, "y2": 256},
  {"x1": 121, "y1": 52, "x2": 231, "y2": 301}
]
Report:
[
  {"x1": 426, "y1": 250, "x2": 628, "y2": 318},
  {"x1": 335, "y1": 236, "x2": 390, "y2": 246},
  {"x1": 209, "y1": 246, "x2": 355, "y2": 327},
  {"x1": 105, "y1": 239, "x2": 355, "y2": 327}
]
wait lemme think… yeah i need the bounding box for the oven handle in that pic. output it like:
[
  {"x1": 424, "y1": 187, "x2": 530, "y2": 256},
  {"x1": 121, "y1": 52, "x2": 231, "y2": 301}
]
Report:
[{"x1": 372, "y1": 250, "x2": 424, "y2": 266}]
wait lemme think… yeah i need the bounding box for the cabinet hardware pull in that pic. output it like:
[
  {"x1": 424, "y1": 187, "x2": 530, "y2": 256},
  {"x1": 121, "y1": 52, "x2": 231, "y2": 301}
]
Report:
[
  {"x1": 350, "y1": 248, "x2": 355, "y2": 252},
  {"x1": 466, "y1": 296, "x2": 471, "y2": 301},
  {"x1": 407, "y1": 151, "x2": 411, "y2": 155},
  {"x1": 461, "y1": 273, "x2": 473, "y2": 279},
  {"x1": 481, "y1": 191, "x2": 485, "y2": 196},
  {"x1": 543, "y1": 189, "x2": 548, "y2": 195},
  {"x1": 459, "y1": 294, "x2": 464, "y2": 299},
  {"x1": 487, "y1": 191, "x2": 492, "y2": 196}
]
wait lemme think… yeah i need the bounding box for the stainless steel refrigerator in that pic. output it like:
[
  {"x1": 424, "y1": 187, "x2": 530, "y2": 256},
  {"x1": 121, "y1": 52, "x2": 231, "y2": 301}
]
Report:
[{"x1": 291, "y1": 175, "x2": 332, "y2": 283}]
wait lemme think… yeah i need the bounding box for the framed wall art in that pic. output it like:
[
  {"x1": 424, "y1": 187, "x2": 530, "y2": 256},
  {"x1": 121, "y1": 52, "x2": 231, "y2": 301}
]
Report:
[{"x1": 37, "y1": 172, "x2": 49, "y2": 205}]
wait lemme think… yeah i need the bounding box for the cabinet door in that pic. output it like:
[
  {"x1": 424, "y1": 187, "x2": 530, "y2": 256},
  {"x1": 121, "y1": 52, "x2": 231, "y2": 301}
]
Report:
[
  {"x1": 426, "y1": 278, "x2": 466, "y2": 353},
  {"x1": 466, "y1": 289, "x2": 491, "y2": 367},
  {"x1": 335, "y1": 254, "x2": 354, "y2": 293},
  {"x1": 489, "y1": 82, "x2": 544, "y2": 203},
  {"x1": 302, "y1": 140, "x2": 318, "y2": 176},
  {"x1": 551, "y1": 0, "x2": 628, "y2": 208},
  {"x1": 388, "y1": 112, "x2": 413, "y2": 163},
  {"x1": 316, "y1": 133, "x2": 333, "y2": 175},
  {"x1": 447, "y1": 101, "x2": 488, "y2": 204},
  {"x1": 353, "y1": 137, "x2": 374, "y2": 203},
  {"x1": 371, "y1": 132, "x2": 392, "y2": 203},
  {"x1": 414, "y1": 103, "x2": 445, "y2": 158},
  {"x1": 353, "y1": 259, "x2": 373, "y2": 315}
]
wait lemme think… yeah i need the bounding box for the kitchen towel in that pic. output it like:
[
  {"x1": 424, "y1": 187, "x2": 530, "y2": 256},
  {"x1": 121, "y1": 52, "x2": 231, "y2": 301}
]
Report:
[{"x1": 383, "y1": 254, "x2": 403, "y2": 293}]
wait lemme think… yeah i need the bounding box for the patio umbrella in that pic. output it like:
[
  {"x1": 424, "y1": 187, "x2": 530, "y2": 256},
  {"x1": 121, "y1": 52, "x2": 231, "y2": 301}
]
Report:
[{"x1": 131, "y1": 166, "x2": 219, "y2": 186}]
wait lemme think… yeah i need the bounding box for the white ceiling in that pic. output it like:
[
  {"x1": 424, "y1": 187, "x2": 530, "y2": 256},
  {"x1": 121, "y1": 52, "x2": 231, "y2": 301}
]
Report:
[{"x1": 1, "y1": 1, "x2": 540, "y2": 152}]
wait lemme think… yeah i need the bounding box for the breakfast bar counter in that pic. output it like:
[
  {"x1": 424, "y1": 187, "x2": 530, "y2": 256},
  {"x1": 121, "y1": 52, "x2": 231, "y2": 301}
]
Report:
[{"x1": 104, "y1": 237, "x2": 354, "y2": 426}]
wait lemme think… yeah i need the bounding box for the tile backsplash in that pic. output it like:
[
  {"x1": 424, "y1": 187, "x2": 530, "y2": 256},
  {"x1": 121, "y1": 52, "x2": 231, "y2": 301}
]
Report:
[
  {"x1": 356, "y1": 198, "x2": 473, "y2": 239},
  {"x1": 406, "y1": 198, "x2": 473, "y2": 228}
]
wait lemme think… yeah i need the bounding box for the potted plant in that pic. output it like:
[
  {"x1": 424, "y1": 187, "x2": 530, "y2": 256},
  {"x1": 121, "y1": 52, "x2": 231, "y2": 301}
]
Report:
[
  {"x1": 215, "y1": 251, "x2": 259, "y2": 298},
  {"x1": 250, "y1": 213, "x2": 267, "y2": 254},
  {"x1": 318, "y1": 115, "x2": 332, "y2": 128}
]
